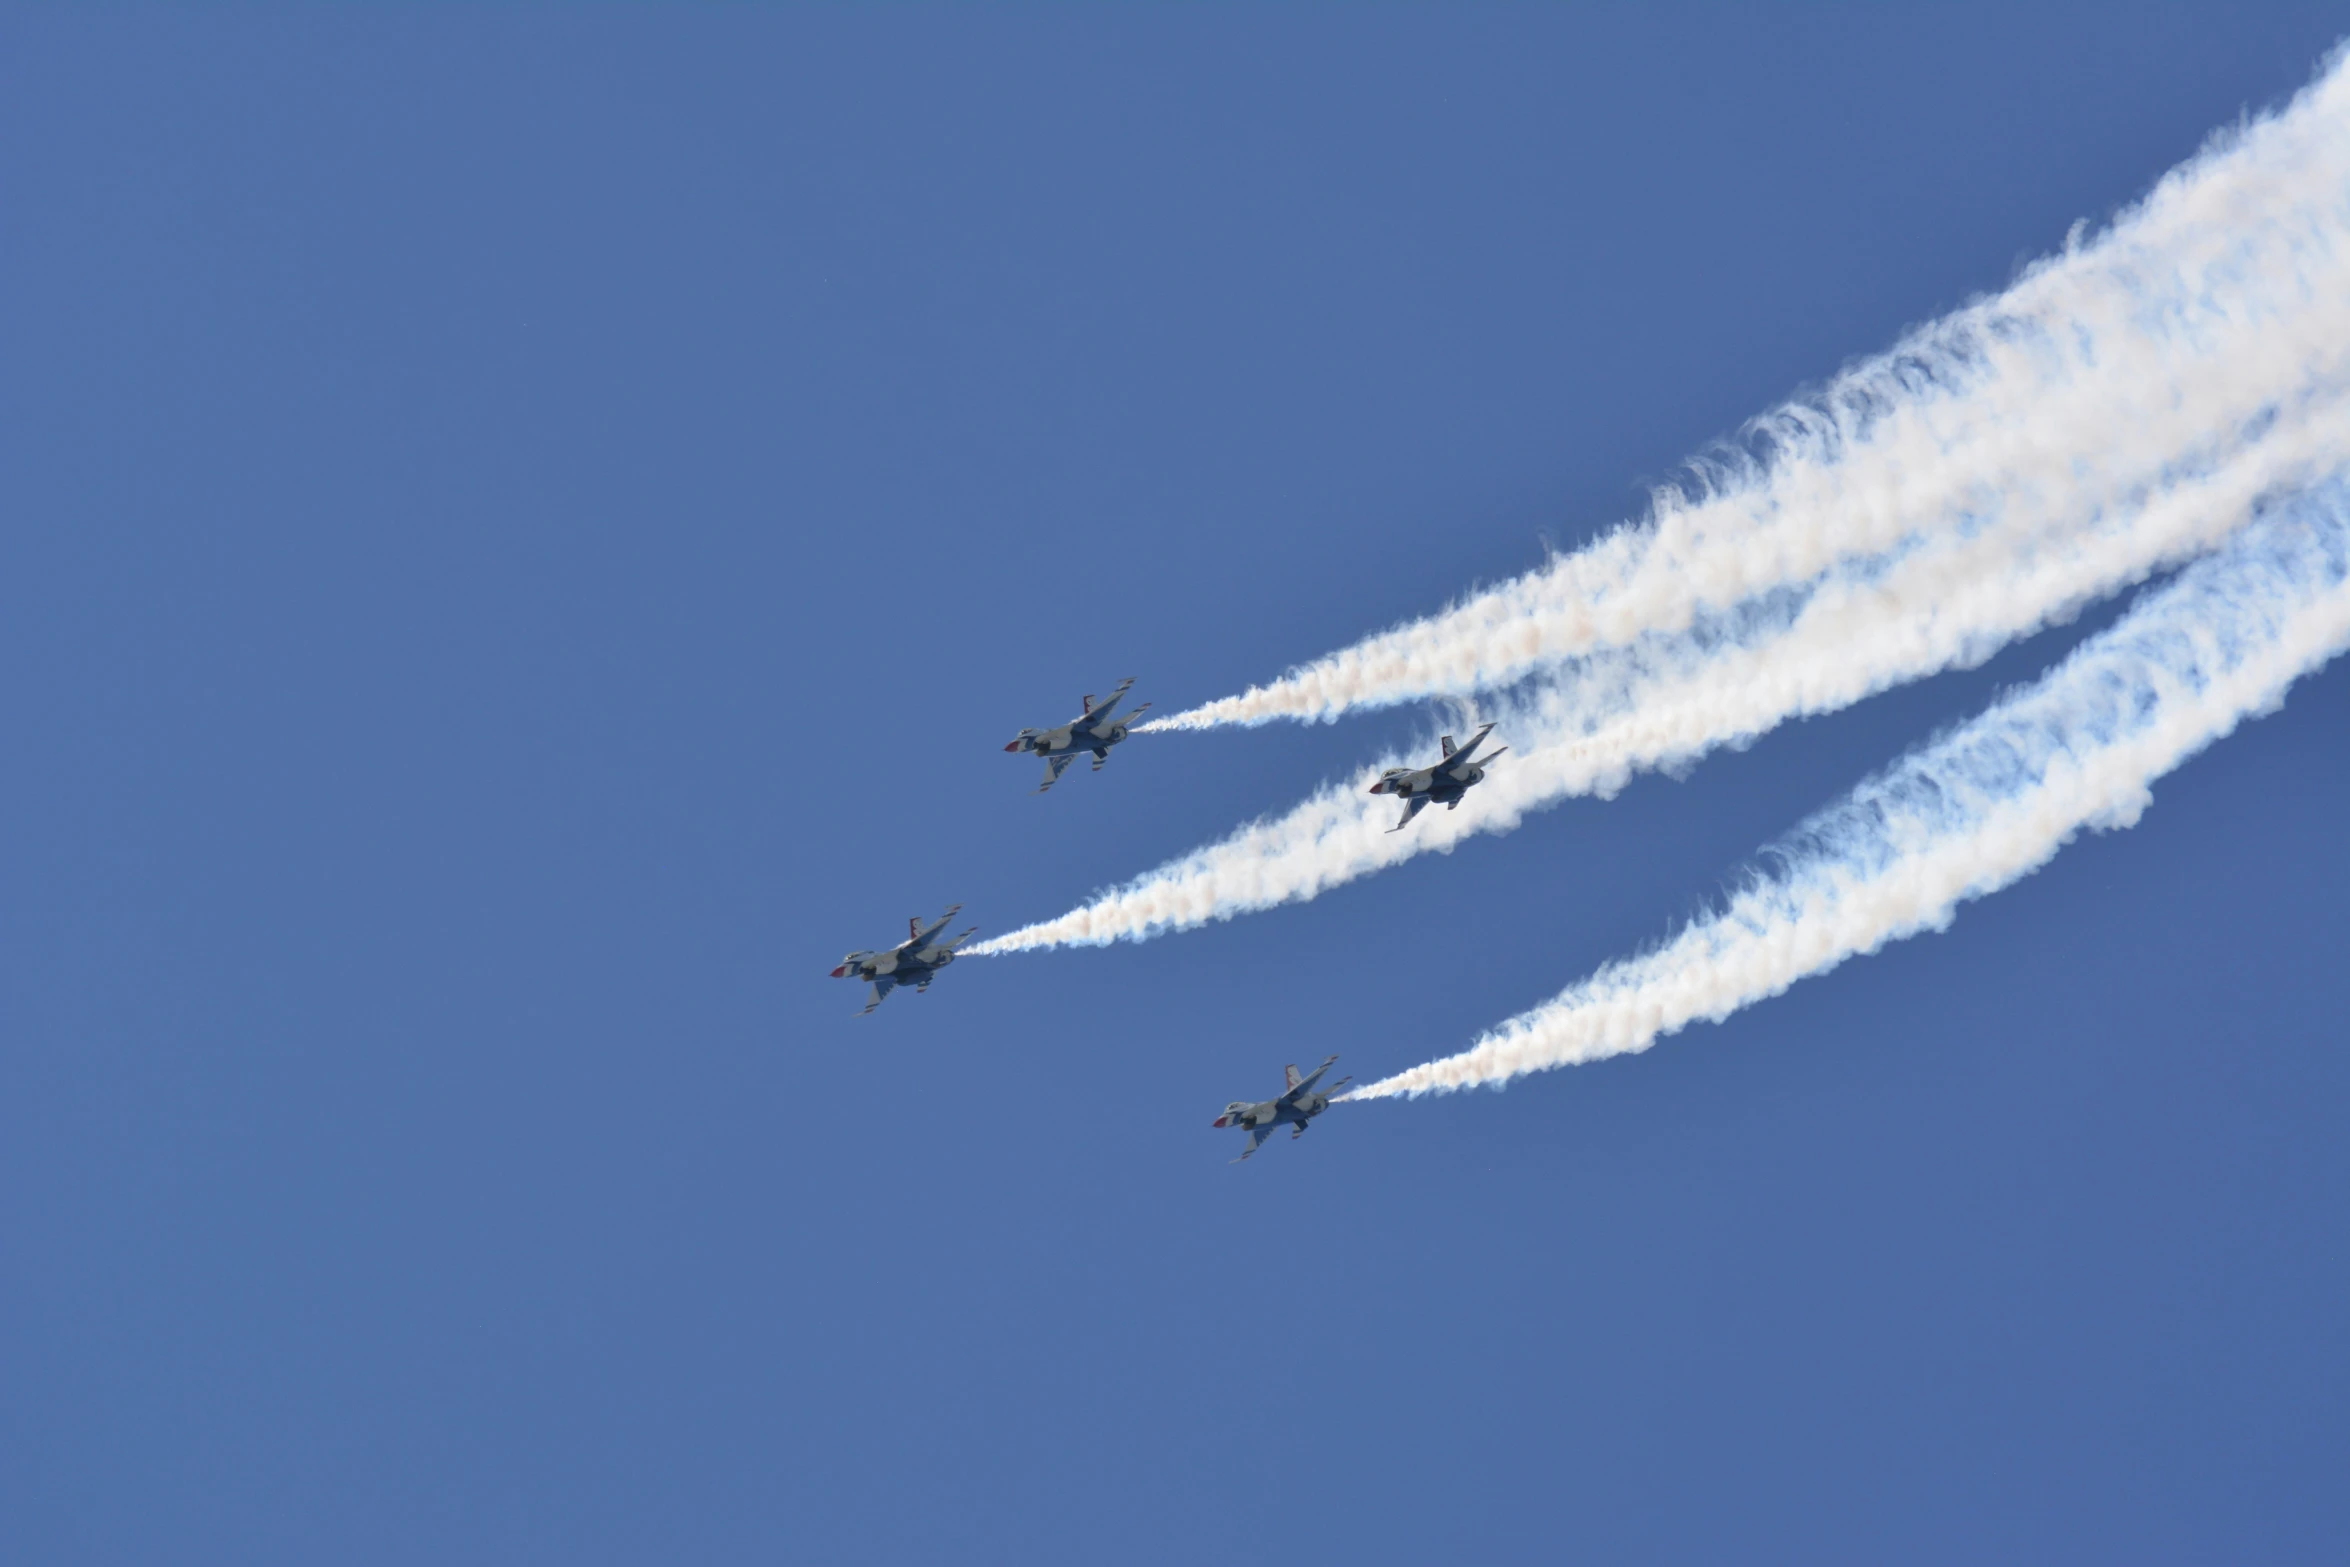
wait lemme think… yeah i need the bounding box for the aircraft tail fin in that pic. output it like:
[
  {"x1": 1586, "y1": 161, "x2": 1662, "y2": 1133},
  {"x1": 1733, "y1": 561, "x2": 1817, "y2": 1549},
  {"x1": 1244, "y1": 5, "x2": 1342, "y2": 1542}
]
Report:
[
  {"x1": 1447, "y1": 723, "x2": 1499, "y2": 767},
  {"x1": 908, "y1": 904, "x2": 964, "y2": 946},
  {"x1": 1283, "y1": 1055, "x2": 1340, "y2": 1100},
  {"x1": 1082, "y1": 677, "x2": 1137, "y2": 720}
]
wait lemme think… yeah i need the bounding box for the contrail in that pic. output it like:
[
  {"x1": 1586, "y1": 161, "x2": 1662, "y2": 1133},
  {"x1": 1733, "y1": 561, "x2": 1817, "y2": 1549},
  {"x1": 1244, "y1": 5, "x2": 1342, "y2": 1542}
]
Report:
[
  {"x1": 970, "y1": 404, "x2": 2346, "y2": 954},
  {"x1": 1143, "y1": 50, "x2": 2350, "y2": 732},
  {"x1": 1346, "y1": 476, "x2": 2350, "y2": 1100}
]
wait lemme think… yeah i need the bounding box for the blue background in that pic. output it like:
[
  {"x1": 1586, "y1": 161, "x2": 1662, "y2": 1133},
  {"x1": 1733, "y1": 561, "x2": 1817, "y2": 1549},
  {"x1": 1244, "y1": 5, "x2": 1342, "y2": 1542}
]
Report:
[{"x1": 6, "y1": 7, "x2": 2347, "y2": 1563}]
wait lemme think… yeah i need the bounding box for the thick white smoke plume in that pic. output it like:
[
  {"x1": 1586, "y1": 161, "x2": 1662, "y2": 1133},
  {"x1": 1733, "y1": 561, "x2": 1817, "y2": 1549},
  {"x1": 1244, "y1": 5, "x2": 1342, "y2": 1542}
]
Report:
[
  {"x1": 971, "y1": 403, "x2": 2349, "y2": 954},
  {"x1": 1347, "y1": 479, "x2": 2350, "y2": 1099},
  {"x1": 968, "y1": 53, "x2": 2350, "y2": 958},
  {"x1": 1145, "y1": 52, "x2": 2350, "y2": 732}
]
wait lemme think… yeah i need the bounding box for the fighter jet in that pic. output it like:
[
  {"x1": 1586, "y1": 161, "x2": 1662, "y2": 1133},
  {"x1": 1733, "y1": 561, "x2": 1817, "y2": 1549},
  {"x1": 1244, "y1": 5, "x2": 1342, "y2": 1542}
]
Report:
[
  {"x1": 830, "y1": 905, "x2": 978, "y2": 1015},
  {"x1": 1214, "y1": 1055, "x2": 1352, "y2": 1162},
  {"x1": 1005, "y1": 678, "x2": 1152, "y2": 793},
  {"x1": 1368, "y1": 722, "x2": 1507, "y2": 831}
]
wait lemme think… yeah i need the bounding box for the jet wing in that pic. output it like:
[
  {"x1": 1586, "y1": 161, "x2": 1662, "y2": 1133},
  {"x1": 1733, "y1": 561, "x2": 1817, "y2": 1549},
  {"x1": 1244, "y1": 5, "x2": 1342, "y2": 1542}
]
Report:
[
  {"x1": 858, "y1": 976, "x2": 897, "y2": 1015},
  {"x1": 1034, "y1": 753, "x2": 1077, "y2": 793},
  {"x1": 1387, "y1": 794, "x2": 1431, "y2": 832},
  {"x1": 1231, "y1": 1124, "x2": 1274, "y2": 1162},
  {"x1": 1281, "y1": 1055, "x2": 1341, "y2": 1103}
]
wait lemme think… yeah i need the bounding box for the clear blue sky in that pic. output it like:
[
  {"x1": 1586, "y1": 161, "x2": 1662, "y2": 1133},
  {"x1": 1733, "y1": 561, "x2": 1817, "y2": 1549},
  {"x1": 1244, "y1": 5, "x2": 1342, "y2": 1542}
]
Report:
[{"x1": 6, "y1": 7, "x2": 2346, "y2": 1563}]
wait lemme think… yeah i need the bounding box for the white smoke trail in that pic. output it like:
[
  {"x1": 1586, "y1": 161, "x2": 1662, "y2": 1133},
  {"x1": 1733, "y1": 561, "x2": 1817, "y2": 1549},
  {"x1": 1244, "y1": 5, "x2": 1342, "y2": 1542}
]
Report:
[
  {"x1": 1145, "y1": 48, "x2": 2350, "y2": 732},
  {"x1": 970, "y1": 402, "x2": 2347, "y2": 954},
  {"x1": 1347, "y1": 478, "x2": 2350, "y2": 1099}
]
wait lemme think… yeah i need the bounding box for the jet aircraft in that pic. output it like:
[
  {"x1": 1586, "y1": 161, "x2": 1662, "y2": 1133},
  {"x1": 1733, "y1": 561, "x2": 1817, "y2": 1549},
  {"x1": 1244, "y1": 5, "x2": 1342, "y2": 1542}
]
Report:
[
  {"x1": 1005, "y1": 678, "x2": 1152, "y2": 793},
  {"x1": 831, "y1": 905, "x2": 977, "y2": 1015},
  {"x1": 1368, "y1": 722, "x2": 1507, "y2": 831},
  {"x1": 1214, "y1": 1055, "x2": 1351, "y2": 1162}
]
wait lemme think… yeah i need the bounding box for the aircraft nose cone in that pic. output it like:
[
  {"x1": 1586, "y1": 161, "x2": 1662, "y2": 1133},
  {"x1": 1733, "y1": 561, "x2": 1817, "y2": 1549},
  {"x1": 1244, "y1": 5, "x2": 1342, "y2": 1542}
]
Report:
[
  {"x1": 829, "y1": 965, "x2": 848, "y2": 977},
  {"x1": 1004, "y1": 740, "x2": 1023, "y2": 752},
  {"x1": 1212, "y1": 1115, "x2": 1231, "y2": 1128}
]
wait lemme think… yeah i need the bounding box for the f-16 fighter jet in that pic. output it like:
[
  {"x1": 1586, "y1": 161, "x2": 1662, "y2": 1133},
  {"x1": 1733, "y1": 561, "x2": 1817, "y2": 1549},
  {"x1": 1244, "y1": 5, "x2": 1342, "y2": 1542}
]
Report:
[
  {"x1": 1004, "y1": 678, "x2": 1152, "y2": 794},
  {"x1": 830, "y1": 905, "x2": 978, "y2": 1015},
  {"x1": 1368, "y1": 722, "x2": 1507, "y2": 831},
  {"x1": 1214, "y1": 1055, "x2": 1352, "y2": 1162}
]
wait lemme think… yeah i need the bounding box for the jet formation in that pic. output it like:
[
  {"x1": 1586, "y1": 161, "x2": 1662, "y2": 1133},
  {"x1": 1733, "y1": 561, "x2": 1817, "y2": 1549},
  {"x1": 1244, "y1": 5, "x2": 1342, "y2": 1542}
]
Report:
[
  {"x1": 831, "y1": 906, "x2": 978, "y2": 1015},
  {"x1": 1213, "y1": 1056, "x2": 1351, "y2": 1162},
  {"x1": 839, "y1": 678, "x2": 1501, "y2": 1163},
  {"x1": 1004, "y1": 678, "x2": 1152, "y2": 793},
  {"x1": 1369, "y1": 722, "x2": 1507, "y2": 831}
]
